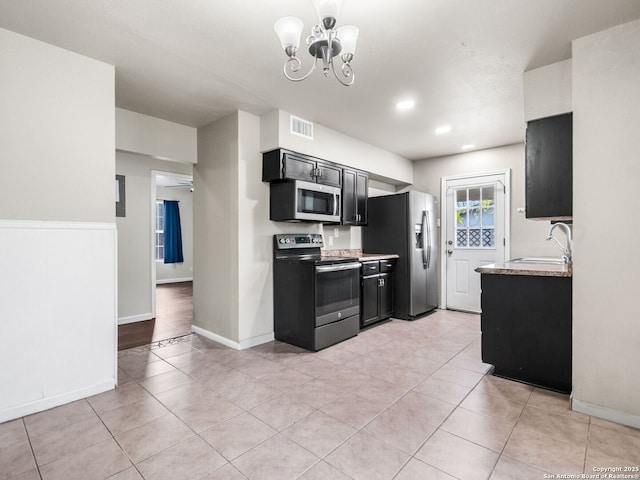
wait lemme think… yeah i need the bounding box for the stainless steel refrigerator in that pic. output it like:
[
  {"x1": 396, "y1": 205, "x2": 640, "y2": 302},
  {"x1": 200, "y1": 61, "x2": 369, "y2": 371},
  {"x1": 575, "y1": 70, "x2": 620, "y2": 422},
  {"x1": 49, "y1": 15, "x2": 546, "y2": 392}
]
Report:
[{"x1": 362, "y1": 191, "x2": 438, "y2": 319}]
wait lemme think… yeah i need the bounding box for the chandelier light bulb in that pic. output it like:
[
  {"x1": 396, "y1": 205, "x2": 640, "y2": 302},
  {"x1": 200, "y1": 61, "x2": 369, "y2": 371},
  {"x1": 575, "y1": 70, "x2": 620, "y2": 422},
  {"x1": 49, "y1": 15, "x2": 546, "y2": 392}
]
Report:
[
  {"x1": 312, "y1": 0, "x2": 344, "y2": 24},
  {"x1": 274, "y1": 16, "x2": 304, "y2": 52},
  {"x1": 337, "y1": 25, "x2": 359, "y2": 57}
]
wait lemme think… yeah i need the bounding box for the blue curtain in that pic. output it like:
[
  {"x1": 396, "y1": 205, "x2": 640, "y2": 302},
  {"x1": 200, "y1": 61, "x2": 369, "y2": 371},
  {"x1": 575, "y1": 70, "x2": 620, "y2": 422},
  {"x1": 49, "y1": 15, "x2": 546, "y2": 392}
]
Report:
[{"x1": 163, "y1": 200, "x2": 184, "y2": 264}]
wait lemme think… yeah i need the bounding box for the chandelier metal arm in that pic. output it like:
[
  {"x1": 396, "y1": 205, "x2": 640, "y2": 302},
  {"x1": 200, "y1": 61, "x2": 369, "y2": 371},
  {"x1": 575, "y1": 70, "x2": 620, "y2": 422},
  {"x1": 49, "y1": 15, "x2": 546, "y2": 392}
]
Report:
[
  {"x1": 283, "y1": 55, "x2": 318, "y2": 82},
  {"x1": 331, "y1": 59, "x2": 355, "y2": 86}
]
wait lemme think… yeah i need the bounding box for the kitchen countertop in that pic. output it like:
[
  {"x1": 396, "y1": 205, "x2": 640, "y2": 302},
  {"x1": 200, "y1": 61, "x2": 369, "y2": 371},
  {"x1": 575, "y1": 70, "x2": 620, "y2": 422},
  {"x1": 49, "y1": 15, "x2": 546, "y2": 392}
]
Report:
[
  {"x1": 323, "y1": 249, "x2": 399, "y2": 262},
  {"x1": 476, "y1": 261, "x2": 572, "y2": 277}
]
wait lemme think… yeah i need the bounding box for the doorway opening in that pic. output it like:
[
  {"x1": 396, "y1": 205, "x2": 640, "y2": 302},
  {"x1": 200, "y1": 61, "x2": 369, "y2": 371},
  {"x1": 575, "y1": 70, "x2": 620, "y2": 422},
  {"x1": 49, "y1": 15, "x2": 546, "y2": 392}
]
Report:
[
  {"x1": 117, "y1": 171, "x2": 194, "y2": 350},
  {"x1": 440, "y1": 170, "x2": 510, "y2": 313}
]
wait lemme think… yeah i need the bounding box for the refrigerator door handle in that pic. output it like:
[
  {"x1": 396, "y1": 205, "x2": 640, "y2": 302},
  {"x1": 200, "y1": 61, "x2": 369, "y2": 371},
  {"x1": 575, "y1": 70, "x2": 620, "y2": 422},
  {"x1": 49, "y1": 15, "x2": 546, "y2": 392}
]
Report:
[
  {"x1": 422, "y1": 211, "x2": 428, "y2": 268},
  {"x1": 425, "y1": 210, "x2": 432, "y2": 268}
]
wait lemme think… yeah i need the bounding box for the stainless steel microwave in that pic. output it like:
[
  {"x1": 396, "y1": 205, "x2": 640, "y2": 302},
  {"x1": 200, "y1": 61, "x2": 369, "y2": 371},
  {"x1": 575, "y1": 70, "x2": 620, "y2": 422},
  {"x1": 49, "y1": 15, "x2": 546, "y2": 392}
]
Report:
[{"x1": 270, "y1": 180, "x2": 341, "y2": 223}]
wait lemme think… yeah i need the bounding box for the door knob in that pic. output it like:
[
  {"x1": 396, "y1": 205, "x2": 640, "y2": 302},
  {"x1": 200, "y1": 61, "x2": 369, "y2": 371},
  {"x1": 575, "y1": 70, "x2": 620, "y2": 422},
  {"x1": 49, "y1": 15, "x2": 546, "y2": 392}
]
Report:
[
  {"x1": 447, "y1": 249, "x2": 453, "y2": 255},
  {"x1": 447, "y1": 240, "x2": 453, "y2": 245}
]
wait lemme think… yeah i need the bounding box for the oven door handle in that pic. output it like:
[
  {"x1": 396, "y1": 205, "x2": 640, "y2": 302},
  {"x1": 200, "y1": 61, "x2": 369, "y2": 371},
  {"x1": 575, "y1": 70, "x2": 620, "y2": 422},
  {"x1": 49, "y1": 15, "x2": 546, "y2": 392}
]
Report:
[{"x1": 316, "y1": 262, "x2": 362, "y2": 273}]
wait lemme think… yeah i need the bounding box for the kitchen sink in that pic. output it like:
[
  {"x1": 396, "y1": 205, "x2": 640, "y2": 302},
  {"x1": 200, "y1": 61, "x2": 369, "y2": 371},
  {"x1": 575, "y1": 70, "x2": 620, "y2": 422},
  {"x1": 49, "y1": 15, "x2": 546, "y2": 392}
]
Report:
[{"x1": 510, "y1": 257, "x2": 568, "y2": 265}]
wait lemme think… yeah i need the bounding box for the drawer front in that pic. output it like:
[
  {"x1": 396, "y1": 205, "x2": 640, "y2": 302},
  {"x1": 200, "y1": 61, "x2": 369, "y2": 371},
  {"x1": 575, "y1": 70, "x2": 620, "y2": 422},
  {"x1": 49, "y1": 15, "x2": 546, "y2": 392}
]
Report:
[
  {"x1": 379, "y1": 259, "x2": 397, "y2": 273},
  {"x1": 361, "y1": 261, "x2": 379, "y2": 275}
]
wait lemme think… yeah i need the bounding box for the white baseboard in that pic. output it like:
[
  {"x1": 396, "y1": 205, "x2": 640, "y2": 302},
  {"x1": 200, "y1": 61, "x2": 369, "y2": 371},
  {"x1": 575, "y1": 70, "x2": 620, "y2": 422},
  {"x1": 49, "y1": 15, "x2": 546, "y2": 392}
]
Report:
[
  {"x1": 156, "y1": 277, "x2": 193, "y2": 285},
  {"x1": 239, "y1": 332, "x2": 276, "y2": 350},
  {"x1": 118, "y1": 313, "x2": 153, "y2": 325},
  {"x1": 571, "y1": 397, "x2": 640, "y2": 429},
  {"x1": 0, "y1": 380, "x2": 115, "y2": 424},
  {"x1": 191, "y1": 325, "x2": 274, "y2": 351}
]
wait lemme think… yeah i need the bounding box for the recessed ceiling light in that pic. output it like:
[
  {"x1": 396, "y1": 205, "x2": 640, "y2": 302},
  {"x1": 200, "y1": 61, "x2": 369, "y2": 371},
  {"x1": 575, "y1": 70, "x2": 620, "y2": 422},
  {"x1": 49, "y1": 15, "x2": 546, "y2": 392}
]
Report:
[
  {"x1": 435, "y1": 125, "x2": 452, "y2": 135},
  {"x1": 462, "y1": 144, "x2": 476, "y2": 150},
  {"x1": 396, "y1": 99, "x2": 415, "y2": 110}
]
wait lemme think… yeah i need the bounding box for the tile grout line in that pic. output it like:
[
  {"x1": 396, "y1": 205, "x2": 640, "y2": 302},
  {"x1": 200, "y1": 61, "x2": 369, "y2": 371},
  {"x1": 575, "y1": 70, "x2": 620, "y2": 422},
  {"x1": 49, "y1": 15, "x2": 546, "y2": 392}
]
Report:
[
  {"x1": 484, "y1": 381, "x2": 534, "y2": 479},
  {"x1": 323, "y1": 339, "x2": 486, "y2": 480},
  {"x1": 116, "y1": 339, "x2": 245, "y2": 476},
  {"x1": 583, "y1": 415, "x2": 592, "y2": 474},
  {"x1": 404, "y1": 372, "x2": 489, "y2": 480},
  {"x1": 142, "y1": 342, "x2": 297, "y2": 476},
  {"x1": 21, "y1": 416, "x2": 43, "y2": 480},
  {"x1": 86, "y1": 395, "x2": 145, "y2": 479}
]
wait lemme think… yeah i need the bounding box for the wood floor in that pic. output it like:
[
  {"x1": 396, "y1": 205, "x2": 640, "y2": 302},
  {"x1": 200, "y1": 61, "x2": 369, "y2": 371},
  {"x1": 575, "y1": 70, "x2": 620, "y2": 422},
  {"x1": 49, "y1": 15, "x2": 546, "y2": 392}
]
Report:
[{"x1": 117, "y1": 281, "x2": 193, "y2": 350}]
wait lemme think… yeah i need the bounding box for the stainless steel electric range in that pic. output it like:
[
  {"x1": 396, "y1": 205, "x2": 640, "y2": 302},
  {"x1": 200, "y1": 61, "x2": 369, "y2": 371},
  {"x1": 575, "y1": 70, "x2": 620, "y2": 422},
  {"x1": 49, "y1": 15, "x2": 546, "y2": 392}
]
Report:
[{"x1": 273, "y1": 233, "x2": 361, "y2": 351}]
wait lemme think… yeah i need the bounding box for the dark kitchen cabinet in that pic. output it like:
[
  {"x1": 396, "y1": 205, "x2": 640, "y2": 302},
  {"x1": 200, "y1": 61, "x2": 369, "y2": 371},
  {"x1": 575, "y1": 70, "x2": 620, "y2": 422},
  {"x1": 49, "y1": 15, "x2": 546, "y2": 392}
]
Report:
[
  {"x1": 378, "y1": 273, "x2": 393, "y2": 319},
  {"x1": 360, "y1": 259, "x2": 395, "y2": 328},
  {"x1": 361, "y1": 275, "x2": 380, "y2": 325},
  {"x1": 525, "y1": 113, "x2": 572, "y2": 219},
  {"x1": 262, "y1": 149, "x2": 342, "y2": 188},
  {"x1": 480, "y1": 273, "x2": 572, "y2": 393},
  {"x1": 342, "y1": 168, "x2": 368, "y2": 225}
]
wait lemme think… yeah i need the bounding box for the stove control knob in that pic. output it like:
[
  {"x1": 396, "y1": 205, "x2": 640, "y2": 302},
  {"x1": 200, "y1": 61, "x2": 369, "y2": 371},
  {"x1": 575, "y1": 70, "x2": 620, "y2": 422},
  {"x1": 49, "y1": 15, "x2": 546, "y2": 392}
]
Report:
[{"x1": 279, "y1": 238, "x2": 285, "y2": 244}]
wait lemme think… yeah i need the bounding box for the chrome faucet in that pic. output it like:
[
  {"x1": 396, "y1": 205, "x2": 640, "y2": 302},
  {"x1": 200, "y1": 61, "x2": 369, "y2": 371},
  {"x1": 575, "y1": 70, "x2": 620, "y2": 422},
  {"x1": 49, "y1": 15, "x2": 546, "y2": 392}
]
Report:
[{"x1": 546, "y1": 222, "x2": 572, "y2": 264}]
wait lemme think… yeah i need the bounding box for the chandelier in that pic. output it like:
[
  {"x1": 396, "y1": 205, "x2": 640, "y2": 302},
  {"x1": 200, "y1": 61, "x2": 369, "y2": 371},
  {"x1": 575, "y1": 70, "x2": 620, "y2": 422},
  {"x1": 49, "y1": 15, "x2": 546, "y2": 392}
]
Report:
[{"x1": 274, "y1": 0, "x2": 359, "y2": 86}]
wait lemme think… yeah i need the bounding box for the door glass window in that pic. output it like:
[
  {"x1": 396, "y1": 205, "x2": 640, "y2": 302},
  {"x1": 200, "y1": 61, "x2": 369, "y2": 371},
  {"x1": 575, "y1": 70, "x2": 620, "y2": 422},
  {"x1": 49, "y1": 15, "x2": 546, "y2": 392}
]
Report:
[{"x1": 454, "y1": 185, "x2": 496, "y2": 249}]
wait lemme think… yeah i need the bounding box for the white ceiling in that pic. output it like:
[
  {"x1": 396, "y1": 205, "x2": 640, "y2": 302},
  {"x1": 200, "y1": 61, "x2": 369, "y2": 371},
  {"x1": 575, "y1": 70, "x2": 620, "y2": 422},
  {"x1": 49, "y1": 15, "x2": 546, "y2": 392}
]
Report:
[{"x1": 1, "y1": 0, "x2": 639, "y2": 160}]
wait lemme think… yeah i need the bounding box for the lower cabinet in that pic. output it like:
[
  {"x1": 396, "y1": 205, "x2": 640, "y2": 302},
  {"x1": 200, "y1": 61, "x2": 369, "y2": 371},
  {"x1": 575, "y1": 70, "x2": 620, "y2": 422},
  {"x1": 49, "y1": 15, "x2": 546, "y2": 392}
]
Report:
[
  {"x1": 361, "y1": 260, "x2": 395, "y2": 328},
  {"x1": 480, "y1": 273, "x2": 572, "y2": 393}
]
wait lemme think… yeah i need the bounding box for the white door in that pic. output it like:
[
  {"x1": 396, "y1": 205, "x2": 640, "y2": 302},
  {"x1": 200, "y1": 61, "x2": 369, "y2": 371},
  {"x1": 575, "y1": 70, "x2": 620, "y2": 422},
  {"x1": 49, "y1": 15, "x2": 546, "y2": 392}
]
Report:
[{"x1": 442, "y1": 172, "x2": 509, "y2": 313}]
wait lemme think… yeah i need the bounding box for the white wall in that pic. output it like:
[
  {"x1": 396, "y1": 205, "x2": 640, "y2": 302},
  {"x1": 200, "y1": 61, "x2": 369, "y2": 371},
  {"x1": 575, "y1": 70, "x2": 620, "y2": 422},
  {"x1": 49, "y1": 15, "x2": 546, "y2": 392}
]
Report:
[
  {"x1": 194, "y1": 111, "x2": 317, "y2": 348},
  {"x1": 413, "y1": 144, "x2": 560, "y2": 260},
  {"x1": 523, "y1": 59, "x2": 573, "y2": 122},
  {"x1": 0, "y1": 29, "x2": 115, "y2": 222},
  {"x1": 116, "y1": 108, "x2": 197, "y2": 164},
  {"x1": 0, "y1": 28, "x2": 116, "y2": 422},
  {"x1": 156, "y1": 185, "x2": 194, "y2": 284},
  {"x1": 237, "y1": 111, "x2": 279, "y2": 343},
  {"x1": 194, "y1": 113, "x2": 241, "y2": 343},
  {"x1": 115, "y1": 151, "x2": 192, "y2": 323},
  {"x1": 571, "y1": 19, "x2": 640, "y2": 426},
  {"x1": 260, "y1": 109, "x2": 413, "y2": 185}
]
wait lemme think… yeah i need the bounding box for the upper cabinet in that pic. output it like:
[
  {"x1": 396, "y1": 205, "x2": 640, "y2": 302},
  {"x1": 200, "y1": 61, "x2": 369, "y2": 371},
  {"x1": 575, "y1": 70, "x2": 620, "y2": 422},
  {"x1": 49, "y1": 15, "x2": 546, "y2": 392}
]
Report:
[
  {"x1": 262, "y1": 149, "x2": 342, "y2": 188},
  {"x1": 525, "y1": 113, "x2": 573, "y2": 220},
  {"x1": 342, "y1": 168, "x2": 368, "y2": 226},
  {"x1": 263, "y1": 148, "x2": 371, "y2": 225},
  {"x1": 523, "y1": 60, "x2": 573, "y2": 220}
]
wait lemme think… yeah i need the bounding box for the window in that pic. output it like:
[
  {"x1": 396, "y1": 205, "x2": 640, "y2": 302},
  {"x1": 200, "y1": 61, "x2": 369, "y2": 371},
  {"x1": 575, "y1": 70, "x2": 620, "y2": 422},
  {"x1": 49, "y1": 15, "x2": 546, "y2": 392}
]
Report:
[
  {"x1": 455, "y1": 186, "x2": 495, "y2": 248},
  {"x1": 155, "y1": 200, "x2": 164, "y2": 261}
]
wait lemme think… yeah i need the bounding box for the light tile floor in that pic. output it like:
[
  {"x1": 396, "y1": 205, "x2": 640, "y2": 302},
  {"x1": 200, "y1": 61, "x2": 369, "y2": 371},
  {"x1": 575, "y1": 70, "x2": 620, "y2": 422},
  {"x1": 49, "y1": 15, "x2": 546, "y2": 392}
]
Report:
[{"x1": 2, "y1": 309, "x2": 639, "y2": 480}]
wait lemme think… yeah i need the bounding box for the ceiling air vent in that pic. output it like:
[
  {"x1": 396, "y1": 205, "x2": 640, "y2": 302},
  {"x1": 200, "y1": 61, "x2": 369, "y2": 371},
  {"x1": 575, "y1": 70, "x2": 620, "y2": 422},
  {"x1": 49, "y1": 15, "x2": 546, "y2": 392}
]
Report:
[{"x1": 290, "y1": 115, "x2": 314, "y2": 140}]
